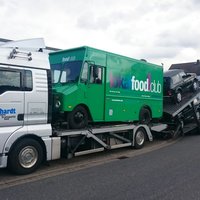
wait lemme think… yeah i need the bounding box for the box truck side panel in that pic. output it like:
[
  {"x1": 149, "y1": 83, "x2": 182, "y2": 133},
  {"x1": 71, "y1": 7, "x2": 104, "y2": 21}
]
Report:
[{"x1": 105, "y1": 54, "x2": 163, "y2": 121}]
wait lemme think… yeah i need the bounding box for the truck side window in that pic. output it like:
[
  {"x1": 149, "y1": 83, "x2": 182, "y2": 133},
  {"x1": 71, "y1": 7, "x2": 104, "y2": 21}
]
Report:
[
  {"x1": 60, "y1": 70, "x2": 68, "y2": 83},
  {"x1": 24, "y1": 70, "x2": 33, "y2": 91},
  {"x1": 90, "y1": 66, "x2": 102, "y2": 84},
  {"x1": 0, "y1": 70, "x2": 21, "y2": 94}
]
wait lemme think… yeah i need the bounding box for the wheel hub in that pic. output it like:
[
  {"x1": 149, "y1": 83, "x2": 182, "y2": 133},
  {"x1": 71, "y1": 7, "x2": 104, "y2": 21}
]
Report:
[
  {"x1": 193, "y1": 82, "x2": 198, "y2": 90},
  {"x1": 19, "y1": 146, "x2": 38, "y2": 168},
  {"x1": 74, "y1": 111, "x2": 84, "y2": 123},
  {"x1": 177, "y1": 93, "x2": 182, "y2": 102},
  {"x1": 135, "y1": 131, "x2": 145, "y2": 145}
]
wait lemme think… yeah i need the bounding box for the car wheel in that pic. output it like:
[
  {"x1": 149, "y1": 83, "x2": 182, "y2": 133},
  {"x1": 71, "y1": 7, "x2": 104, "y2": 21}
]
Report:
[
  {"x1": 192, "y1": 80, "x2": 199, "y2": 92},
  {"x1": 68, "y1": 106, "x2": 88, "y2": 129},
  {"x1": 175, "y1": 90, "x2": 182, "y2": 103},
  {"x1": 196, "y1": 108, "x2": 200, "y2": 121}
]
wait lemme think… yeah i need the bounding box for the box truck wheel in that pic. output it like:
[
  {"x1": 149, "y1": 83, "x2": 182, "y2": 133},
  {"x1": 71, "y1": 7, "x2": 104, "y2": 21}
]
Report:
[
  {"x1": 8, "y1": 138, "x2": 43, "y2": 175},
  {"x1": 139, "y1": 108, "x2": 151, "y2": 124},
  {"x1": 68, "y1": 106, "x2": 88, "y2": 129},
  {"x1": 134, "y1": 127, "x2": 146, "y2": 149}
]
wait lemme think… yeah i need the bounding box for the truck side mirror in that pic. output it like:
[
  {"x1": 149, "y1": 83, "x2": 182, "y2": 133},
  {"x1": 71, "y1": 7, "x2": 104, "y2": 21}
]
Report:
[{"x1": 80, "y1": 62, "x2": 89, "y2": 84}]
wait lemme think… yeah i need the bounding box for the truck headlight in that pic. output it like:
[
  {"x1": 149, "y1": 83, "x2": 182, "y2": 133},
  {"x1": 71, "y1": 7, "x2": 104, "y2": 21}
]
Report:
[{"x1": 55, "y1": 100, "x2": 61, "y2": 108}]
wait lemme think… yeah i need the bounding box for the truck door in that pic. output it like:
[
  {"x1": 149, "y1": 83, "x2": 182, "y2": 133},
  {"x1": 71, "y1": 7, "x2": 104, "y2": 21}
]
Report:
[
  {"x1": 0, "y1": 67, "x2": 24, "y2": 127},
  {"x1": 88, "y1": 65, "x2": 105, "y2": 120},
  {"x1": 80, "y1": 63, "x2": 105, "y2": 121}
]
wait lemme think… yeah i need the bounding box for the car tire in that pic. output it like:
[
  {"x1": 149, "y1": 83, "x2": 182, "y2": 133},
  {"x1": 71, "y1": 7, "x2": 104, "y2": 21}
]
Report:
[
  {"x1": 195, "y1": 108, "x2": 200, "y2": 121},
  {"x1": 192, "y1": 80, "x2": 199, "y2": 92},
  {"x1": 174, "y1": 90, "x2": 182, "y2": 103},
  {"x1": 68, "y1": 106, "x2": 88, "y2": 129}
]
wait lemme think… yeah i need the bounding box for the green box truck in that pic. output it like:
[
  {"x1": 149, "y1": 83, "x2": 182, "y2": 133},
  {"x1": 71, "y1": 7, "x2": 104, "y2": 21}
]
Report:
[{"x1": 49, "y1": 46, "x2": 163, "y2": 129}]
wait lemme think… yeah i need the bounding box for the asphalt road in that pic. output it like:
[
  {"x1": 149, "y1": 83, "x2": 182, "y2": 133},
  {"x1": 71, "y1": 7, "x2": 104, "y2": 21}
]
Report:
[{"x1": 1, "y1": 134, "x2": 200, "y2": 200}]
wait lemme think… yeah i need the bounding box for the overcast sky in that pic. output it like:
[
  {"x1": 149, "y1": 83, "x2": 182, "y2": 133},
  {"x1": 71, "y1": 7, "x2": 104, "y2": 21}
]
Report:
[{"x1": 0, "y1": 0, "x2": 199, "y2": 70}]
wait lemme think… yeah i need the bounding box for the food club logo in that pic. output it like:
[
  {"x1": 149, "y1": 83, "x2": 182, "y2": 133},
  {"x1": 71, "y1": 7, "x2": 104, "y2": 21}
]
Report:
[{"x1": 110, "y1": 73, "x2": 161, "y2": 94}]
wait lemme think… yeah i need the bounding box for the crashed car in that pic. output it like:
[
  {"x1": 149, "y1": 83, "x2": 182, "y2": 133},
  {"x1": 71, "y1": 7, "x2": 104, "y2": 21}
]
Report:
[{"x1": 163, "y1": 69, "x2": 199, "y2": 103}]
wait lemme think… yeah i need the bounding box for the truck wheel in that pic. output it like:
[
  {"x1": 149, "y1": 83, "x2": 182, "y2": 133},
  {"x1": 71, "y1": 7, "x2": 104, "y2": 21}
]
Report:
[
  {"x1": 139, "y1": 108, "x2": 151, "y2": 124},
  {"x1": 8, "y1": 138, "x2": 43, "y2": 175},
  {"x1": 68, "y1": 106, "x2": 88, "y2": 129},
  {"x1": 134, "y1": 127, "x2": 146, "y2": 149}
]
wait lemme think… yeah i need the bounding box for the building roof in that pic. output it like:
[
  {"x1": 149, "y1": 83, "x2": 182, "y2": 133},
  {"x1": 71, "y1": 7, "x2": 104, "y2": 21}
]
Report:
[
  {"x1": 170, "y1": 60, "x2": 200, "y2": 75},
  {"x1": 164, "y1": 69, "x2": 184, "y2": 77}
]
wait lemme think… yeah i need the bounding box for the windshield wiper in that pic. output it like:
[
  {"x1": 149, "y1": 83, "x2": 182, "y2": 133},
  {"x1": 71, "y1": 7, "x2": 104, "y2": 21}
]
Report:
[
  {"x1": 60, "y1": 80, "x2": 77, "y2": 84},
  {"x1": 67, "y1": 80, "x2": 76, "y2": 83}
]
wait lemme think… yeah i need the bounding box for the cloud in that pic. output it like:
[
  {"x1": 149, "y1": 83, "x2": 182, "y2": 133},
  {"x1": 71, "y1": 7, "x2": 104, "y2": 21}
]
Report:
[
  {"x1": 158, "y1": 31, "x2": 200, "y2": 48},
  {"x1": 0, "y1": 0, "x2": 199, "y2": 69},
  {"x1": 76, "y1": 12, "x2": 110, "y2": 30},
  {"x1": 156, "y1": 14, "x2": 200, "y2": 48},
  {"x1": 76, "y1": 10, "x2": 132, "y2": 31}
]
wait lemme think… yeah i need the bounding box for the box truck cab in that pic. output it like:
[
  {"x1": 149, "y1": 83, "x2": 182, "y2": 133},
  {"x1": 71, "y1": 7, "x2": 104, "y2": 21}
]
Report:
[{"x1": 50, "y1": 46, "x2": 163, "y2": 129}]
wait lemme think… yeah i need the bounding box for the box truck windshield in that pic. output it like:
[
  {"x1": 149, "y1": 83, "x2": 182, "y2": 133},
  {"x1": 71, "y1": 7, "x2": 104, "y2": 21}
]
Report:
[{"x1": 51, "y1": 61, "x2": 83, "y2": 84}]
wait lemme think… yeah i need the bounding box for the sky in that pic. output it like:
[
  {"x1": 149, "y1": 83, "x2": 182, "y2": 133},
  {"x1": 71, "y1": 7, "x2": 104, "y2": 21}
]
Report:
[{"x1": 0, "y1": 0, "x2": 200, "y2": 70}]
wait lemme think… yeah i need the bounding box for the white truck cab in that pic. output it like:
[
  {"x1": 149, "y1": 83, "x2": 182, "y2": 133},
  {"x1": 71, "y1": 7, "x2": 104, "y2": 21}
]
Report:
[{"x1": 0, "y1": 39, "x2": 55, "y2": 174}]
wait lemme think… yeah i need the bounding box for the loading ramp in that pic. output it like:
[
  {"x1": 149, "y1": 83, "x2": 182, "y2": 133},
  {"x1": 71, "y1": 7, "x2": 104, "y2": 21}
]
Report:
[{"x1": 161, "y1": 91, "x2": 200, "y2": 137}]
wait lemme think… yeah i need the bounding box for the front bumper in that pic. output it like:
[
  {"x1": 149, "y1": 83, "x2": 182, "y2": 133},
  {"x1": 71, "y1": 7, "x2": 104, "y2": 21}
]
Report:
[{"x1": 0, "y1": 154, "x2": 7, "y2": 168}]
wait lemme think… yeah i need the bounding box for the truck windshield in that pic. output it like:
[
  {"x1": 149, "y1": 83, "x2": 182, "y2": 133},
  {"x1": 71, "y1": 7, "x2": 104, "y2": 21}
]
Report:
[{"x1": 51, "y1": 61, "x2": 83, "y2": 84}]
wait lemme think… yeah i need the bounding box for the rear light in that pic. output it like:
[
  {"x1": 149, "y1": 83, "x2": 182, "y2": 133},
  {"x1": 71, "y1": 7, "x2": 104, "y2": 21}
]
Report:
[{"x1": 168, "y1": 90, "x2": 172, "y2": 96}]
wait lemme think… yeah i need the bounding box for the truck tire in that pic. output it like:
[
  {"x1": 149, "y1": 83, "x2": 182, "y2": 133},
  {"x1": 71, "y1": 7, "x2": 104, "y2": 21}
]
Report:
[
  {"x1": 139, "y1": 108, "x2": 151, "y2": 124},
  {"x1": 68, "y1": 106, "x2": 88, "y2": 129},
  {"x1": 134, "y1": 127, "x2": 146, "y2": 149},
  {"x1": 8, "y1": 138, "x2": 43, "y2": 175}
]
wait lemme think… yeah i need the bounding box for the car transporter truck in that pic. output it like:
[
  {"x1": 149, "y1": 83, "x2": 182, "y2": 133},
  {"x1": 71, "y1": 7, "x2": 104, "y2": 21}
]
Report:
[{"x1": 0, "y1": 39, "x2": 199, "y2": 175}]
